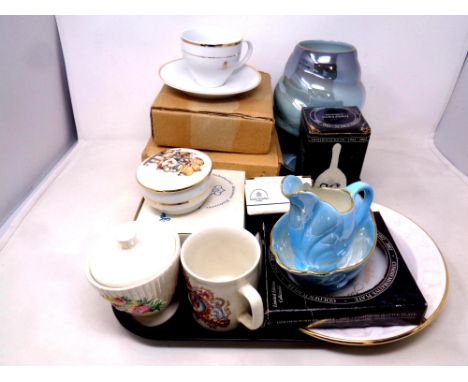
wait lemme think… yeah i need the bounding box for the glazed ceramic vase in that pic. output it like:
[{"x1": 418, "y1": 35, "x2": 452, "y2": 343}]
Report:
[{"x1": 274, "y1": 40, "x2": 365, "y2": 172}]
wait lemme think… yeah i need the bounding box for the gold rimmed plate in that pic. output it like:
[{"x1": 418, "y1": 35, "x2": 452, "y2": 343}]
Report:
[{"x1": 300, "y1": 203, "x2": 449, "y2": 346}]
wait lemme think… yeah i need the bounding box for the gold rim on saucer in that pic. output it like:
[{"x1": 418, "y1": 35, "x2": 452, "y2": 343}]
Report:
[{"x1": 158, "y1": 59, "x2": 262, "y2": 97}]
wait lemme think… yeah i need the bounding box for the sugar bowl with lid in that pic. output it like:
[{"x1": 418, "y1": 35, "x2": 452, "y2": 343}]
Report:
[
  {"x1": 137, "y1": 148, "x2": 213, "y2": 215},
  {"x1": 86, "y1": 221, "x2": 181, "y2": 326}
]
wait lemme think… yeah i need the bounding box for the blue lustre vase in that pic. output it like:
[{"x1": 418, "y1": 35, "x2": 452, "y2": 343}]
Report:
[{"x1": 274, "y1": 40, "x2": 366, "y2": 172}]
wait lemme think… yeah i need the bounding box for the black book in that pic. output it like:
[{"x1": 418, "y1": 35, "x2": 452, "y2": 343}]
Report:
[{"x1": 261, "y1": 211, "x2": 428, "y2": 329}]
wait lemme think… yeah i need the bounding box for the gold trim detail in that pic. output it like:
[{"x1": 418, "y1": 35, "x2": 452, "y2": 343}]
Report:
[
  {"x1": 299, "y1": 207, "x2": 449, "y2": 346},
  {"x1": 137, "y1": 149, "x2": 212, "y2": 193},
  {"x1": 181, "y1": 37, "x2": 241, "y2": 48},
  {"x1": 137, "y1": 167, "x2": 212, "y2": 194},
  {"x1": 280, "y1": 177, "x2": 355, "y2": 214},
  {"x1": 182, "y1": 50, "x2": 239, "y2": 59},
  {"x1": 147, "y1": 188, "x2": 211, "y2": 207},
  {"x1": 270, "y1": 211, "x2": 377, "y2": 276},
  {"x1": 158, "y1": 59, "x2": 262, "y2": 97},
  {"x1": 132, "y1": 198, "x2": 145, "y2": 221}
]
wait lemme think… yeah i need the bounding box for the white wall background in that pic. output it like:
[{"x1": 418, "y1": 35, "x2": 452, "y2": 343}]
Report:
[
  {"x1": 0, "y1": 16, "x2": 77, "y2": 228},
  {"x1": 56, "y1": 16, "x2": 468, "y2": 146}
]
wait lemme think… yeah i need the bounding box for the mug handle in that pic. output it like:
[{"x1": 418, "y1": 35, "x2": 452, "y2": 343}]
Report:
[
  {"x1": 232, "y1": 40, "x2": 253, "y2": 71},
  {"x1": 346, "y1": 181, "x2": 374, "y2": 226},
  {"x1": 237, "y1": 283, "x2": 264, "y2": 330}
]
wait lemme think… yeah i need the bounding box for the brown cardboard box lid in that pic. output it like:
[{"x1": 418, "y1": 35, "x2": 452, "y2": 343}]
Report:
[
  {"x1": 151, "y1": 71, "x2": 274, "y2": 122},
  {"x1": 141, "y1": 129, "x2": 283, "y2": 179}
]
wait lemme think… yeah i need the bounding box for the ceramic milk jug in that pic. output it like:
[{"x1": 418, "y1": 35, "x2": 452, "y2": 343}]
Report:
[{"x1": 282, "y1": 175, "x2": 373, "y2": 273}]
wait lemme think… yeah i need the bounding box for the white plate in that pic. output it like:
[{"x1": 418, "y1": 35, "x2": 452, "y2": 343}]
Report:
[
  {"x1": 300, "y1": 203, "x2": 449, "y2": 346},
  {"x1": 159, "y1": 59, "x2": 262, "y2": 98}
]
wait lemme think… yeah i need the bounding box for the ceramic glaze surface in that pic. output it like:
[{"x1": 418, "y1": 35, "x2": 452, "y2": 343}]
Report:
[
  {"x1": 274, "y1": 40, "x2": 365, "y2": 171},
  {"x1": 271, "y1": 175, "x2": 376, "y2": 290},
  {"x1": 272, "y1": 212, "x2": 376, "y2": 290},
  {"x1": 86, "y1": 222, "x2": 181, "y2": 323},
  {"x1": 88, "y1": 222, "x2": 178, "y2": 288},
  {"x1": 180, "y1": 227, "x2": 264, "y2": 331},
  {"x1": 282, "y1": 176, "x2": 374, "y2": 273},
  {"x1": 274, "y1": 40, "x2": 365, "y2": 137},
  {"x1": 159, "y1": 60, "x2": 261, "y2": 98},
  {"x1": 137, "y1": 148, "x2": 212, "y2": 192},
  {"x1": 137, "y1": 148, "x2": 213, "y2": 215},
  {"x1": 181, "y1": 28, "x2": 253, "y2": 87},
  {"x1": 301, "y1": 203, "x2": 449, "y2": 345}
]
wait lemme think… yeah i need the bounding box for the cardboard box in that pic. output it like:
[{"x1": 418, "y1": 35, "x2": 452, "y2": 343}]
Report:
[
  {"x1": 135, "y1": 170, "x2": 246, "y2": 243},
  {"x1": 296, "y1": 106, "x2": 371, "y2": 186},
  {"x1": 258, "y1": 212, "x2": 427, "y2": 329},
  {"x1": 141, "y1": 129, "x2": 282, "y2": 179},
  {"x1": 150, "y1": 72, "x2": 274, "y2": 154}
]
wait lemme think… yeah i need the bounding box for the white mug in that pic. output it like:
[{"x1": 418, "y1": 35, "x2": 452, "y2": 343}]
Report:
[
  {"x1": 181, "y1": 28, "x2": 253, "y2": 88},
  {"x1": 180, "y1": 227, "x2": 264, "y2": 331}
]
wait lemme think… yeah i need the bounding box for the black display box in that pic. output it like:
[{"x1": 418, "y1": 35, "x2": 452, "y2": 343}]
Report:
[
  {"x1": 262, "y1": 212, "x2": 428, "y2": 329},
  {"x1": 296, "y1": 106, "x2": 371, "y2": 186}
]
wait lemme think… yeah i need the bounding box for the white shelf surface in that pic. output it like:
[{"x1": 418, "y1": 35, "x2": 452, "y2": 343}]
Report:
[{"x1": 0, "y1": 134, "x2": 467, "y2": 365}]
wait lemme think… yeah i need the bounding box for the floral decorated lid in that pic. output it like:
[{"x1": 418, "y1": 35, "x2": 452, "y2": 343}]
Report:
[
  {"x1": 137, "y1": 148, "x2": 212, "y2": 193},
  {"x1": 88, "y1": 221, "x2": 180, "y2": 288}
]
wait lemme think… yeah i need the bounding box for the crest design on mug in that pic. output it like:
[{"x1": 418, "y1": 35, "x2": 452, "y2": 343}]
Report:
[{"x1": 185, "y1": 277, "x2": 231, "y2": 328}]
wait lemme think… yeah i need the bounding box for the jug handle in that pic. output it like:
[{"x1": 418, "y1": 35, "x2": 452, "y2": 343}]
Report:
[{"x1": 346, "y1": 182, "x2": 374, "y2": 226}]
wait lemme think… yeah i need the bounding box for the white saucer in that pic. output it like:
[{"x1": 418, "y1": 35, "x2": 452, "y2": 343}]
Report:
[
  {"x1": 159, "y1": 59, "x2": 262, "y2": 98},
  {"x1": 300, "y1": 203, "x2": 448, "y2": 346}
]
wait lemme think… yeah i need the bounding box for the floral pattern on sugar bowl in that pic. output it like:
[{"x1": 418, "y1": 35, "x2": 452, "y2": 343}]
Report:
[{"x1": 102, "y1": 295, "x2": 164, "y2": 315}]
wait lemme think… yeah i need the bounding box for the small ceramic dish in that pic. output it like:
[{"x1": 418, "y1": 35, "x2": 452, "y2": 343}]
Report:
[
  {"x1": 86, "y1": 221, "x2": 181, "y2": 326},
  {"x1": 137, "y1": 148, "x2": 213, "y2": 215},
  {"x1": 270, "y1": 211, "x2": 377, "y2": 290}
]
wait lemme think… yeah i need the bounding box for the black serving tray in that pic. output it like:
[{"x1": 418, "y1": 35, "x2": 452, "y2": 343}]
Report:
[
  {"x1": 113, "y1": 212, "x2": 427, "y2": 344},
  {"x1": 114, "y1": 212, "x2": 308, "y2": 343}
]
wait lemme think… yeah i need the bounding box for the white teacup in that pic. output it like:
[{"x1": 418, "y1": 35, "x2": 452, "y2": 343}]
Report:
[
  {"x1": 181, "y1": 28, "x2": 253, "y2": 88},
  {"x1": 180, "y1": 227, "x2": 264, "y2": 331}
]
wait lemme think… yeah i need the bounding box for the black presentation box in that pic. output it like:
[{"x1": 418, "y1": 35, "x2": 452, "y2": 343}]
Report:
[
  {"x1": 262, "y1": 212, "x2": 428, "y2": 329},
  {"x1": 296, "y1": 106, "x2": 371, "y2": 186}
]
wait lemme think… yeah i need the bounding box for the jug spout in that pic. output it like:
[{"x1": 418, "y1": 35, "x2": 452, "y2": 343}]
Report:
[
  {"x1": 282, "y1": 176, "x2": 321, "y2": 232},
  {"x1": 282, "y1": 175, "x2": 308, "y2": 196},
  {"x1": 282, "y1": 176, "x2": 342, "y2": 271}
]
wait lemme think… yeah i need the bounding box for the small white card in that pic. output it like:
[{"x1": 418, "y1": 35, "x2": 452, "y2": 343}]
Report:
[
  {"x1": 244, "y1": 176, "x2": 312, "y2": 215},
  {"x1": 136, "y1": 170, "x2": 245, "y2": 243}
]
